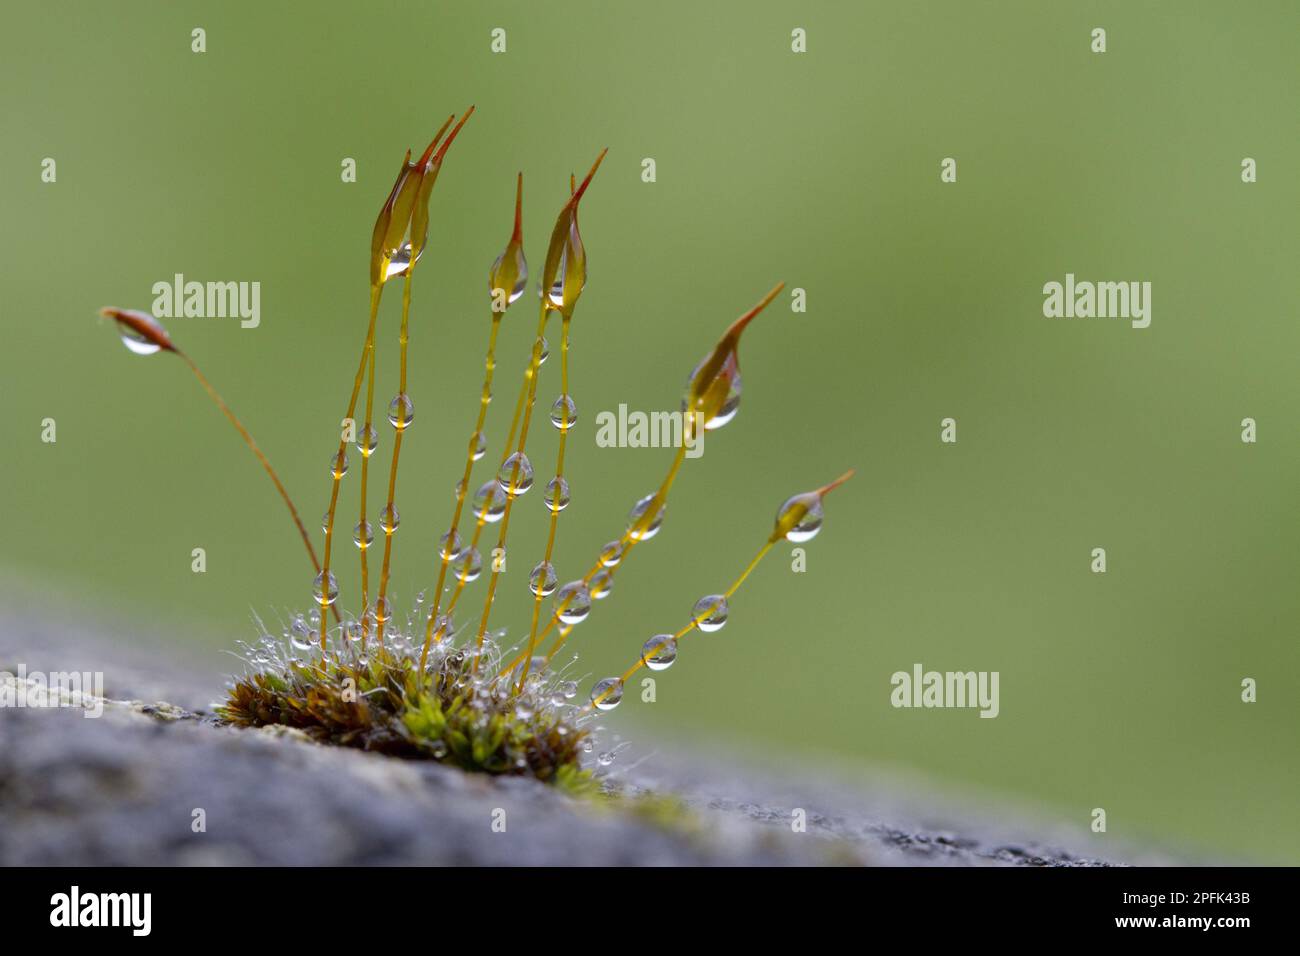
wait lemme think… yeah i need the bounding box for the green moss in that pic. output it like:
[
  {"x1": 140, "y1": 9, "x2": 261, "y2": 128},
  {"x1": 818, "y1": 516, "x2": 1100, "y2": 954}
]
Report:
[{"x1": 218, "y1": 643, "x2": 590, "y2": 784}]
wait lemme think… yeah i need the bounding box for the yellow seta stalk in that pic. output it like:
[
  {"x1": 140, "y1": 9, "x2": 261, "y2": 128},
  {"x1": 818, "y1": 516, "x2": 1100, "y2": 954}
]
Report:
[
  {"x1": 586, "y1": 469, "x2": 854, "y2": 712},
  {"x1": 607, "y1": 540, "x2": 774, "y2": 703},
  {"x1": 321, "y1": 110, "x2": 470, "y2": 653},
  {"x1": 372, "y1": 267, "x2": 415, "y2": 641},
  {"x1": 500, "y1": 284, "x2": 786, "y2": 676},
  {"x1": 432, "y1": 368, "x2": 527, "y2": 631},
  {"x1": 513, "y1": 170, "x2": 586, "y2": 689},
  {"x1": 179, "y1": 352, "x2": 324, "y2": 581},
  {"x1": 419, "y1": 174, "x2": 526, "y2": 672},
  {"x1": 357, "y1": 287, "x2": 380, "y2": 646},
  {"x1": 103, "y1": 307, "x2": 338, "y2": 625},
  {"x1": 517, "y1": 311, "x2": 571, "y2": 692},
  {"x1": 474, "y1": 150, "x2": 606, "y2": 674},
  {"x1": 473, "y1": 299, "x2": 552, "y2": 667},
  {"x1": 318, "y1": 284, "x2": 385, "y2": 649}
]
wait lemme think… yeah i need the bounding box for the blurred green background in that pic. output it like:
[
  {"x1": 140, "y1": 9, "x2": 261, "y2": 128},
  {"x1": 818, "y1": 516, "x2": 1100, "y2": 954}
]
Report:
[{"x1": 3, "y1": 1, "x2": 1297, "y2": 862}]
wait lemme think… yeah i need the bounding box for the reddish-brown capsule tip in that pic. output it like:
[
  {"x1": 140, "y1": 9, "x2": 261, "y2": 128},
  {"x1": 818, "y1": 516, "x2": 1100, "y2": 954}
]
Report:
[
  {"x1": 431, "y1": 105, "x2": 475, "y2": 165},
  {"x1": 816, "y1": 469, "x2": 856, "y2": 498},
  {"x1": 724, "y1": 282, "x2": 785, "y2": 342},
  {"x1": 570, "y1": 147, "x2": 609, "y2": 206},
  {"x1": 512, "y1": 172, "x2": 524, "y2": 241},
  {"x1": 417, "y1": 115, "x2": 457, "y2": 168}
]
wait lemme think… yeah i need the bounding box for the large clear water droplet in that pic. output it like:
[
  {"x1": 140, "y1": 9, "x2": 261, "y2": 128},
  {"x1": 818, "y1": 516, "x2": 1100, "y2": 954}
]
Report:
[
  {"x1": 692, "y1": 594, "x2": 729, "y2": 633},
  {"x1": 554, "y1": 581, "x2": 592, "y2": 625},
  {"x1": 546, "y1": 220, "x2": 587, "y2": 311},
  {"x1": 590, "y1": 570, "x2": 613, "y2": 600},
  {"x1": 289, "y1": 627, "x2": 314, "y2": 652},
  {"x1": 454, "y1": 547, "x2": 482, "y2": 583},
  {"x1": 385, "y1": 244, "x2": 414, "y2": 281},
  {"x1": 777, "y1": 492, "x2": 824, "y2": 542},
  {"x1": 439, "y1": 530, "x2": 464, "y2": 561},
  {"x1": 353, "y1": 520, "x2": 373, "y2": 550},
  {"x1": 380, "y1": 504, "x2": 400, "y2": 534},
  {"x1": 641, "y1": 634, "x2": 677, "y2": 670},
  {"x1": 627, "y1": 493, "x2": 665, "y2": 541},
  {"x1": 116, "y1": 311, "x2": 168, "y2": 355},
  {"x1": 313, "y1": 571, "x2": 339, "y2": 608},
  {"x1": 544, "y1": 476, "x2": 570, "y2": 513},
  {"x1": 599, "y1": 540, "x2": 625, "y2": 568},
  {"x1": 590, "y1": 677, "x2": 623, "y2": 711},
  {"x1": 473, "y1": 480, "x2": 507, "y2": 522},
  {"x1": 357, "y1": 423, "x2": 379, "y2": 457},
  {"x1": 470, "y1": 430, "x2": 487, "y2": 461},
  {"x1": 329, "y1": 450, "x2": 349, "y2": 479},
  {"x1": 682, "y1": 352, "x2": 742, "y2": 430},
  {"x1": 498, "y1": 452, "x2": 534, "y2": 497},
  {"x1": 529, "y1": 561, "x2": 558, "y2": 597},
  {"x1": 489, "y1": 244, "x2": 528, "y2": 305},
  {"x1": 550, "y1": 395, "x2": 577, "y2": 431},
  {"x1": 387, "y1": 393, "x2": 414, "y2": 430}
]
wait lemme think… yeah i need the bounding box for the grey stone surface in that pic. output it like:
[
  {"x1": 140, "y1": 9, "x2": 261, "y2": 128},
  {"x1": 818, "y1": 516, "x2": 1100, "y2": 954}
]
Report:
[{"x1": 0, "y1": 608, "x2": 1186, "y2": 866}]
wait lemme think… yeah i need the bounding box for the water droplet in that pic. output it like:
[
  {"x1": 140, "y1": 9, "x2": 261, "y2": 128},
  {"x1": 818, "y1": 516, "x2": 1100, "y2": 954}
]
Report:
[
  {"x1": 554, "y1": 581, "x2": 591, "y2": 625},
  {"x1": 353, "y1": 520, "x2": 373, "y2": 550},
  {"x1": 454, "y1": 547, "x2": 482, "y2": 583},
  {"x1": 470, "y1": 430, "x2": 486, "y2": 461},
  {"x1": 489, "y1": 243, "x2": 529, "y2": 306},
  {"x1": 516, "y1": 702, "x2": 535, "y2": 720},
  {"x1": 776, "y1": 492, "x2": 824, "y2": 543},
  {"x1": 559, "y1": 680, "x2": 578, "y2": 700},
  {"x1": 536, "y1": 336, "x2": 549, "y2": 366},
  {"x1": 357, "y1": 423, "x2": 379, "y2": 457},
  {"x1": 329, "y1": 449, "x2": 349, "y2": 479},
  {"x1": 473, "y1": 480, "x2": 508, "y2": 522},
  {"x1": 380, "y1": 504, "x2": 400, "y2": 534},
  {"x1": 599, "y1": 540, "x2": 625, "y2": 568},
  {"x1": 374, "y1": 596, "x2": 393, "y2": 624},
  {"x1": 627, "y1": 493, "x2": 665, "y2": 541},
  {"x1": 313, "y1": 571, "x2": 339, "y2": 607},
  {"x1": 385, "y1": 245, "x2": 414, "y2": 281},
  {"x1": 439, "y1": 530, "x2": 464, "y2": 561},
  {"x1": 597, "y1": 751, "x2": 616, "y2": 767},
  {"x1": 550, "y1": 395, "x2": 577, "y2": 430},
  {"x1": 113, "y1": 309, "x2": 170, "y2": 356},
  {"x1": 590, "y1": 677, "x2": 623, "y2": 711},
  {"x1": 641, "y1": 634, "x2": 677, "y2": 671},
  {"x1": 590, "y1": 570, "x2": 613, "y2": 600},
  {"x1": 387, "y1": 393, "x2": 414, "y2": 430},
  {"x1": 543, "y1": 476, "x2": 570, "y2": 513},
  {"x1": 682, "y1": 351, "x2": 742, "y2": 430},
  {"x1": 498, "y1": 452, "x2": 534, "y2": 497},
  {"x1": 428, "y1": 614, "x2": 452, "y2": 644},
  {"x1": 529, "y1": 561, "x2": 558, "y2": 597},
  {"x1": 692, "y1": 594, "x2": 729, "y2": 633},
  {"x1": 546, "y1": 213, "x2": 589, "y2": 313},
  {"x1": 321, "y1": 511, "x2": 330, "y2": 532}
]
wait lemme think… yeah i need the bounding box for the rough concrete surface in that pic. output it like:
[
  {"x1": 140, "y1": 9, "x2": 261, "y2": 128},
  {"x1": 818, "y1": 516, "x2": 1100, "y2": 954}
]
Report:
[{"x1": 0, "y1": 606, "x2": 1191, "y2": 866}]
